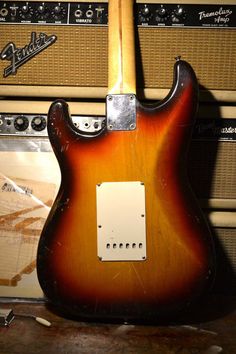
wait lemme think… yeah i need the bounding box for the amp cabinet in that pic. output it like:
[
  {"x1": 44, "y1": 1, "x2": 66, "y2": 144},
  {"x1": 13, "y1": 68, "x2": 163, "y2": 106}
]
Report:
[{"x1": 0, "y1": 0, "x2": 235, "y2": 101}]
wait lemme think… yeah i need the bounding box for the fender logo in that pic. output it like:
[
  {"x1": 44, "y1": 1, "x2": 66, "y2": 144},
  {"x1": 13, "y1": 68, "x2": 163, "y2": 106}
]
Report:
[{"x1": 0, "y1": 32, "x2": 57, "y2": 78}]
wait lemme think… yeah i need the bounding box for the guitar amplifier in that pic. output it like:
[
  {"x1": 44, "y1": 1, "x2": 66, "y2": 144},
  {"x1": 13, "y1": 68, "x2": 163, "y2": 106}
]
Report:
[
  {"x1": 0, "y1": 0, "x2": 235, "y2": 101},
  {"x1": 188, "y1": 104, "x2": 236, "y2": 210}
]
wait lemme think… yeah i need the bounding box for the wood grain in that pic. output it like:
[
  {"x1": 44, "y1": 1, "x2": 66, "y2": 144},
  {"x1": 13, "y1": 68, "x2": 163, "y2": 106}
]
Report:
[{"x1": 108, "y1": 0, "x2": 136, "y2": 94}]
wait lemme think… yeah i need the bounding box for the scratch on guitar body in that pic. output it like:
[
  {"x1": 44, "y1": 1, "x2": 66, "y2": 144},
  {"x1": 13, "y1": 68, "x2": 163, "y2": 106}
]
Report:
[
  {"x1": 112, "y1": 272, "x2": 121, "y2": 280},
  {"x1": 60, "y1": 142, "x2": 70, "y2": 153},
  {"x1": 131, "y1": 263, "x2": 147, "y2": 294}
]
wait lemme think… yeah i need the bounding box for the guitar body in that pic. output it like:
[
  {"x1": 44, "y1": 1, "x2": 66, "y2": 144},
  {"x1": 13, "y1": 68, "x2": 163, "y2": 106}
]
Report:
[{"x1": 37, "y1": 60, "x2": 215, "y2": 321}]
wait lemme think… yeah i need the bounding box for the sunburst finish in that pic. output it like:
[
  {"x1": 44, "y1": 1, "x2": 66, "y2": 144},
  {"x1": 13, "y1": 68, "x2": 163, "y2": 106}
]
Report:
[{"x1": 37, "y1": 58, "x2": 215, "y2": 320}]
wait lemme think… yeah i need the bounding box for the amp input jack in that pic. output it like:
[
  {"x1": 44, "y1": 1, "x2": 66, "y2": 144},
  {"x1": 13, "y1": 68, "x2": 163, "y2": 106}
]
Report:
[
  {"x1": 74, "y1": 9, "x2": 82, "y2": 18},
  {"x1": 0, "y1": 8, "x2": 8, "y2": 17},
  {"x1": 86, "y1": 9, "x2": 93, "y2": 18}
]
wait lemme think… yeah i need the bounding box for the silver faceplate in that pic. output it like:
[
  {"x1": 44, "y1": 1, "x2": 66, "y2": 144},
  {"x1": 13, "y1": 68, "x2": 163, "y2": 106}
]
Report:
[
  {"x1": 96, "y1": 181, "x2": 147, "y2": 262},
  {"x1": 106, "y1": 94, "x2": 136, "y2": 131}
]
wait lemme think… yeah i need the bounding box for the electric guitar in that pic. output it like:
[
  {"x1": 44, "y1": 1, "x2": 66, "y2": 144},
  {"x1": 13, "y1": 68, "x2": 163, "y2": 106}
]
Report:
[{"x1": 37, "y1": 0, "x2": 215, "y2": 321}]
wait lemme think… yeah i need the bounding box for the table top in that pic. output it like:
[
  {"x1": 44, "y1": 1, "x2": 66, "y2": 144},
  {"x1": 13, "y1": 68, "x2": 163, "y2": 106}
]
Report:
[{"x1": 0, "y1": 295, "x2": 236, "y2": 354}]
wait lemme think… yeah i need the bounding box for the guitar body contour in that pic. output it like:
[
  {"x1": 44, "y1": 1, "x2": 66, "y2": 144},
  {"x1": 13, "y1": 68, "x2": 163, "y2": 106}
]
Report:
[{"x1": 37, "y1": 60, "x2": 215, "y2": 321}]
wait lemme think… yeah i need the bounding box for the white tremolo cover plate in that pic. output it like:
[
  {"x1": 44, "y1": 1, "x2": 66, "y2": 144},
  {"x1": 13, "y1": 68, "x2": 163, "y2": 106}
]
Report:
[{"x1": 96, "y1": 181, "x2": 147, "y2": 261}]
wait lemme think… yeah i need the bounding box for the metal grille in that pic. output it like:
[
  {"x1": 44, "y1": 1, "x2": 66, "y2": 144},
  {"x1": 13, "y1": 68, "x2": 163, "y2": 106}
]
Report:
[{"x1": 137, "y1": 27, "x2": 236, "y2": 90}]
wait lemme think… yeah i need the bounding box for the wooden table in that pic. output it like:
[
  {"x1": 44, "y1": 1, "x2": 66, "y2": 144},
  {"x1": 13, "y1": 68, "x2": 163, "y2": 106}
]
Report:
[{"x1": 0, "y1": 296, "x2": 236, "y2": 354}]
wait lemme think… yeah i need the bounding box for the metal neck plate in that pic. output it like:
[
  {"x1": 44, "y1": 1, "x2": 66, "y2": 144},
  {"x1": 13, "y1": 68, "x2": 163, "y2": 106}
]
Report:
[{"x1": 106, "y1": 94, "x2": 136, "y2": 131}]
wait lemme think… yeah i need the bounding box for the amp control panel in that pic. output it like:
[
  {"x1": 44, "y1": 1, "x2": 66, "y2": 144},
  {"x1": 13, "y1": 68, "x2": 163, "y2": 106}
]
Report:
[
  {"x1": 137, "y1": 3, "x2": 236, "y2": 27},
  {"x1": 0, "y1": 113, "x2": 105, "y2": 136},
  {"x1": 0, "y1": 2, "x2": 235, "y2": 27},
  {"x1": 0, "y1": 1, "x2": 108, "y2": 24}
]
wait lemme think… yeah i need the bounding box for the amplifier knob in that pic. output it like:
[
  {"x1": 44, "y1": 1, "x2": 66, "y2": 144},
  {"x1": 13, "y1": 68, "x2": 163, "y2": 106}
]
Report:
[
  {"x1": 36, "y1": 3, "x2": 49, "y2": 19},
  {"x1": 14, "y1": 116, "x2": 29, "y2": 131},
  {"x1": 54, "y1": 5, "x2": 61, "y2": 13},
  {"x1": 19, "y1": 3, "x2": 33, "y2": 19},
  {"x1": 37, "y1": 4, "x2": 45, "y2": 13},
  {"x1": 156, "y1": 6, "x2": 167, "y2": 17},
  {"x1": 139, "y1": 5, "x2": 152, "y2": 22},
  {"x1": 156, "y1": 5, "x2": 168, "y2": 22},
  {"x1": 22, "y1": 4, "x2": 29, "y2": 13},
  {"x1": 31, "y1": 116, "x2": 46, "y2": 131},
  {"x1": 52, "y1": 4, "x2": 66, "y2": 20},
  {"x1": 171, "y1": 6, "x2": 186, "y2": 23},
  {"x1": 141, "y1": 5, "x2": 150, "y2": 16}
]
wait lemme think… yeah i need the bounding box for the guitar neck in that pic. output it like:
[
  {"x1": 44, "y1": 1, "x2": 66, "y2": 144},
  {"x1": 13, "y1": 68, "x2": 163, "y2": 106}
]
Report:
[{"x1": 108, "y1": 0, "x2": 136, "y2": 95}]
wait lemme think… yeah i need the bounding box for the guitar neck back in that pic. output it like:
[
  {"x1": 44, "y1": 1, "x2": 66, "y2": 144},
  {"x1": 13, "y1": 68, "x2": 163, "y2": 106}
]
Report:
[{"x1": 108, "y1": 0, "x2": 136, "y2": 95}]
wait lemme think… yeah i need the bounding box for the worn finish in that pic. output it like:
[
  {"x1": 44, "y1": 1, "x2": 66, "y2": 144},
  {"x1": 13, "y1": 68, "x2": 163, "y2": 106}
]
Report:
[
  {"x1": 37, "y1": 60, "x2": 215, "y2": 321},
  {"x1": 0, "y1": 299, "x2": 236, "y2": 354}
]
